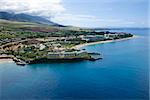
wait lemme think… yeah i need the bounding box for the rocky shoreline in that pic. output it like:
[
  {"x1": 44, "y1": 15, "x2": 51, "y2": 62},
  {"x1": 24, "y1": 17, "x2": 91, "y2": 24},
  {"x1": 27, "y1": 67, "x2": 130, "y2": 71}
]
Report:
[
  {"x1": 0, "y1": 35, "x2": 136, "y2": 66},
  {"x1": 0, "y1": 52, "x2": 102, "y2": 66}
]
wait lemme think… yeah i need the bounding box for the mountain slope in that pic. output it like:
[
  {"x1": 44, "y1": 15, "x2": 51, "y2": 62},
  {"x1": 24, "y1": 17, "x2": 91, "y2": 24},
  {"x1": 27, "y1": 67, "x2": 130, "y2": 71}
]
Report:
[{"x1": 0, "y1": 12, "x2": 63, "y2": 26}]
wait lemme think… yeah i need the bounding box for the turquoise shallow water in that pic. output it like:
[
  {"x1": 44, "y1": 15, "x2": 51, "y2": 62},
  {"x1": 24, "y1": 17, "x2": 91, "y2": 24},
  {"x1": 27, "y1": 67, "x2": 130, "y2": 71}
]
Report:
[{"x1": 0, "y1": 29, "x2": 149, "y2": 100}]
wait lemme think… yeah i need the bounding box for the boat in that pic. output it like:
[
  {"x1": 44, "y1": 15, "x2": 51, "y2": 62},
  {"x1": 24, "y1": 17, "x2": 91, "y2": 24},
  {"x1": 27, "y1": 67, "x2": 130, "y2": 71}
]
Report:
[{"x1": 16, "y1": 61, "x2": 26, "y2": 66}]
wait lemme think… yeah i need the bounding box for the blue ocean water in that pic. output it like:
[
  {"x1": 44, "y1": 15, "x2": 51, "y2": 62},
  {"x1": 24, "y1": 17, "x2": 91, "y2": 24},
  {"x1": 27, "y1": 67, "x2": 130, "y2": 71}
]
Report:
[{"x1": 0, "y1": 29, "x2": 149, "y2": 100}]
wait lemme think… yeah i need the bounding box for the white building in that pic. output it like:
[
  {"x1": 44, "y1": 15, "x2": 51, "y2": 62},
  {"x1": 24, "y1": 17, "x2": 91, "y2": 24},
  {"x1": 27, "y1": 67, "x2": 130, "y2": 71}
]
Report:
[
  {"x1": 80, "y1": 35, "x2": 105, "y2": 42},
  {"x1": 104, "y1": 34, "x2": 119, "y2": 39},
  {"x1": 39, "y1": 44, "x2": 46, "y2": 50},
  {"x1": 48, "y1": 51, "x2": 87, "y2": 58}
]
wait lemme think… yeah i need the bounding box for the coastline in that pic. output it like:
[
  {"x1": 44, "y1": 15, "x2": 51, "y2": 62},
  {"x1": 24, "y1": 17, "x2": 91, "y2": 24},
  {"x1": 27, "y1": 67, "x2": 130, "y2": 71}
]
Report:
[
  {"x1": 0, "y1": 36, "x2": 138, "y2": 64},
  {"x1": 72, "y1": 35, "x2": 139, "y2": 49},
  {"x1": 0, "y1": 59, "x2": 14, "y2": 63}
]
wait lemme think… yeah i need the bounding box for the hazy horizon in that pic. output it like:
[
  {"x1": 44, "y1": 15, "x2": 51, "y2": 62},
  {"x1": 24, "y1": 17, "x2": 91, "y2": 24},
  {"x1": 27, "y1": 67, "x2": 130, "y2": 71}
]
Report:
[{"x1": 0, "y1": 0, "x2": 149, "y2": 28}]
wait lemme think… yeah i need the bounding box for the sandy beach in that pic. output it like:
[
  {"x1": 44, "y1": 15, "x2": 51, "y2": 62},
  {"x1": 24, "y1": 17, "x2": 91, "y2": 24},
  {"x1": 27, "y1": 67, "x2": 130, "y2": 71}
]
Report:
[
  {"x1": 0, "y1": 59, "x2": 14, "y2": 63},
  {"x1": 73, "y1": 35, "x2": 139, "y2": 49},
  {"x1": 0, "y1": 55, "x2": 14, "y2": 63},
  {"x1": 0, "y1": 36, "x2": 138, "y2": 63}
]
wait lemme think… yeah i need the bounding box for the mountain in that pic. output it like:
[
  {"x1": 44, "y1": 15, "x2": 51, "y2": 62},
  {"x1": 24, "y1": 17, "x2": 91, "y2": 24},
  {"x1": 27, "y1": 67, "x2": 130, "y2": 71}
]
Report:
[{"x1": 0, "y1": 12, "x2": 63, "y2": 26}]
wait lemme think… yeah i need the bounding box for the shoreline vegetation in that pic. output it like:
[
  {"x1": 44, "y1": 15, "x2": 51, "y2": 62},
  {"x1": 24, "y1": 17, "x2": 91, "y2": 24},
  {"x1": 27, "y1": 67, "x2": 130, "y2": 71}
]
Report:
[
  {"x1": 0, "y1": 35, "x2": 137, "y2": 64},
  {"x1": 73, "y1": 35, "x2": 138, "y2": 49},
  {"x1": 0, "y1": 19, "x2": 135, "y2": 65}
]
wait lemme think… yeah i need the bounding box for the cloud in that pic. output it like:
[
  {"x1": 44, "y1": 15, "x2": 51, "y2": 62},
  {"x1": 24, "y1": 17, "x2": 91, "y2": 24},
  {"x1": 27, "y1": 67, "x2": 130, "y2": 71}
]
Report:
[
  {"x1": 0, "y1": 0, "x2": 65, "y2": 18},
  {"x1": 0, "y1": 0, "x2": 147, "y2": 27},
  {"x1": 52, "y1": 13, "x2": 120, "y2": 24},
  {"x1": 52, "y1": 13, "x2": 145, "y2": 27}
]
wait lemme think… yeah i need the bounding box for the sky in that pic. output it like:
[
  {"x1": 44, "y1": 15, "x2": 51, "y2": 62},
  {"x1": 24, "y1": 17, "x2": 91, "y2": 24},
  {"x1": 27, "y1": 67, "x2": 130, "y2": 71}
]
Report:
[{"x1": 0, "y1": 0, "x2": 149, "y2": 28}]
